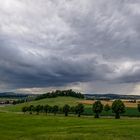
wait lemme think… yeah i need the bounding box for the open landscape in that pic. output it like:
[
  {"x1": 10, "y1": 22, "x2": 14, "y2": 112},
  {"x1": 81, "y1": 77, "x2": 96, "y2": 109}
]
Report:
[
  {"x1": 1, "y1": 0, "x2": 140, "y2": 140},
  {"x1": 0, "y1": 90, "x2": 140, "y2": 140},
  {"x1": 1, "y1": 96, "x2": 140, "y2": 117}
]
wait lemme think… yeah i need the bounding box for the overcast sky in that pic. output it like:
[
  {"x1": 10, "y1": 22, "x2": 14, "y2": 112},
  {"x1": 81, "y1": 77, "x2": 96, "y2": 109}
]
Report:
[{"x1": 0, "y1": 0, "x2": 140, "y2": 94}]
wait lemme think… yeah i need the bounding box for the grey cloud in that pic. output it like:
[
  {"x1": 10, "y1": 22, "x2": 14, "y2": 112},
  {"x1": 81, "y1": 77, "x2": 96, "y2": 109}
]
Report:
[{"x1": 0, "y1": 0, "x2": 140, "y2": 93}]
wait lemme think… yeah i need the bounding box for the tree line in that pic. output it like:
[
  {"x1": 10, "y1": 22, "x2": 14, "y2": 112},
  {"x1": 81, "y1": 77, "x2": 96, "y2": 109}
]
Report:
[
  {"x1": 22, "y1": 103, "x2": 84, "y2": 117},
  {"x1": 22, "y1": 100, "x2": 140, "y2": 119},
  {"x1": 35, "y1": 89, "x2": 84, "y2": 100}
]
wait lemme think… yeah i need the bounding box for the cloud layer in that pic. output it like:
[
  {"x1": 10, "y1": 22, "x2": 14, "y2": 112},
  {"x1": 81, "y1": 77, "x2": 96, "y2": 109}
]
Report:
[{"x1": 0, "y1": 0, "x2": 140, "y2": 94}]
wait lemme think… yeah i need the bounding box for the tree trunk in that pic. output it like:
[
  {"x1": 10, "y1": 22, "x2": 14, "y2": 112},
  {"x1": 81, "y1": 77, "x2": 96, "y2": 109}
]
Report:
[
  {"x1": 115, "y1": 113, "x2": 120, "y2": 119},
  {"x1": 65, "y1": 112, "x2": 68, "y2": 116},
  {"x1": 95, "y1": 113, "x2": 99, "y2": 118}
]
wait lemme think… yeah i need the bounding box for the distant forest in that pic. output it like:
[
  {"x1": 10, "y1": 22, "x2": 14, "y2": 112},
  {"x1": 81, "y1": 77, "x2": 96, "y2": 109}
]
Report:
[{"x1": 35, "y1": 89, "x2": 84, "y2": 100}]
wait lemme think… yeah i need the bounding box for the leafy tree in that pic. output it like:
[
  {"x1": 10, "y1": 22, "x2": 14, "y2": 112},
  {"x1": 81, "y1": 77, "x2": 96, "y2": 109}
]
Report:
[
  {"x1": 22, "y1": 106, "x2": 28, "y2": 114},
  {"x1": 112, "y1": 100, "x2": 125, "y2": 119},
  {"x1": 92, "y1": 101, "x2": 103, "y2": 118},
  {"x1": 52, "y1": 105, "x2": 59, "y2": 115},
  {"x1": 104, "y1": 104, "x2": 111, "y2": 115},
  {"x1": 12, "y1": 100, "x2": 16, "y2": 105},
  {"x1": 63, "y1": 104, "x2": 70, "y2": 116},
  {"x1": 40, "y1": 105, "x2": 44, "y2": 113},
  {"x1": 34, "y1": 105, "x2": 41, "y2": 115},
  {"x1": 43, "y1": 105, "x2": 49, "y2": 115},
  {"x1": 48, "y1": 106, "x2": 52, "y2": 113},
  {"x1": 59, "y1": 107, "x2": 63, "y2": 114},
  {"x1": 28, "y1": 105, "x2": 34, "y2": 114},
  {"x1": 75, "y1": 103, "x2": 84, "y2": 117},
  {"x1": 138, "y1": 104, "x2": 140, "y2": 112},
  {"x1": 70, "y1": 106, "x2": 76, "y2": 114}
]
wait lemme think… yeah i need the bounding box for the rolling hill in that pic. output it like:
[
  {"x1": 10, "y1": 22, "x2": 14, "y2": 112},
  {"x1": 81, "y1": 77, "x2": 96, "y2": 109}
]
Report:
[
  {"x1": 85, "y1": 94, "x2": 140, "y2": 100},
  {"x1": 0, "y1": 96, "x2": 140, "y2": 117},
  {"x1": 0, "y1": 92, "x2": 32, "y2": 98},
  {"x1": 0, "y1": 97, "x2": 83, "y2": 112}
]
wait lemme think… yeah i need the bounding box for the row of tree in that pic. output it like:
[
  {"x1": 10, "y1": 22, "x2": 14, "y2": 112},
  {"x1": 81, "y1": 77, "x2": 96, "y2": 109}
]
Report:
[
  {"x1": 22, "y1": 103, "x2": 84, "y2": 117},
  {"x1": 93, "y1": 101, "x2": 140, "y2": 119},
  {"x1": 93, "y1": 101, "x2": 140, "y2": 118},
  {"x1": 22, "y1": 100, "x2": 140, "y2": 119},
  {"x1": 93, "y1": 100, "x2": 125, "y2": 119},
  {"x1": 35, "y1": 89, "x2": 84, "y2": 100}
]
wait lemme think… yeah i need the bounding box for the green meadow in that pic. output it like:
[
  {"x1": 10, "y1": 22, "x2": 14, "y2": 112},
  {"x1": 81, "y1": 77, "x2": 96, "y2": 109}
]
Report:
[
  {"x1": 0, "y1": 97, "x2": 140, "y2": 140},
  {"x1": 0, "y1": 112, "x2": 140, "y2": 140},
  {"x1": 0, "y1": 97, "x2": 81, "y2": 112},
  {"x1": 1, "y1": 97, "x2": 140, "y2": 117}
]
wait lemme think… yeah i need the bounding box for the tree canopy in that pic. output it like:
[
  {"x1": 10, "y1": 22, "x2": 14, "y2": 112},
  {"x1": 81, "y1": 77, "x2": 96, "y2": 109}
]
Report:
[
  {"x1": 35, "y1": 89, "x2": 84, "y2": 100},
  {"x1": 138, "y1": 104, "x2": 140, "y2": 112},
  {"x1": 75, "y1": 103, "x2": 84, "y2": 117},
  {"x1": 92, "y1": 101, "x2": 103, "y2": 118},
  {"x1": 112, "y1": 100, "x2": 125, "y2": 119}
]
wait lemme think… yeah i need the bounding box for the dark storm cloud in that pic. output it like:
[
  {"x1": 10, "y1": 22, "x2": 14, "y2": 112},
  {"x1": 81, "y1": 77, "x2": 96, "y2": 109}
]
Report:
[
  {"x1": 0, "y1": 49, "x2": 112, "y2": 88},
  {"x1": 0, "y1": 0, "x2": 140, "y2": 93}
]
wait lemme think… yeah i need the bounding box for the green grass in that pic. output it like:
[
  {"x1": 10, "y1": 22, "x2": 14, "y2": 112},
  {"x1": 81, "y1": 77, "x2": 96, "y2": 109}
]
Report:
[
  {"x1": 0, "y1": 97, "x2": 82, "y2": 112},
  {"x1": 0, "y1": 112, "x2": 140, "y2": 140},
  {"x1": 0, "y1": 97, "x2": 140, "y2": 117},
  {"x1": 0, "y1": 97, "x2": 140, "y2": 140},
  {"x1": 84, "y1": 107, "x2": 140, "y2": 117}
]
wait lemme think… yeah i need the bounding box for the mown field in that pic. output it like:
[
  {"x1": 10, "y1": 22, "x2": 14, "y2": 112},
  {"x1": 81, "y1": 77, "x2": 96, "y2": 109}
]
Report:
[{"x1": 0, "y1": 112, "x2": 140, "y2": 140}]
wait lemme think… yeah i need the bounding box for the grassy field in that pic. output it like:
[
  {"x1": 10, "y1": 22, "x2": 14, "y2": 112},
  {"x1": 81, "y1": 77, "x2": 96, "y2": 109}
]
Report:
[
  {"x1": 0, "y1": 97, "x2": 82, "y2": 112},
  {"x1": 84, "y1": 107, "x2": 140, "y2": 117},
  {"x1": 0, "y1": 97, "x2": 140, "y2": 117},
  {"x1": 0, "y1": 112, "x2": 139, "y2": 140},
  {"x1": 0, "y1": 97, "x2": 140, "y2": 140}
]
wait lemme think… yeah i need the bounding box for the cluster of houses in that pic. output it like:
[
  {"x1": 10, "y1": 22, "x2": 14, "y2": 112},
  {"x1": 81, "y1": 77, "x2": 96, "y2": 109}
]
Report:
[{"x1": 0, "y1": 100, "x2": 14, "y2": 105}]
